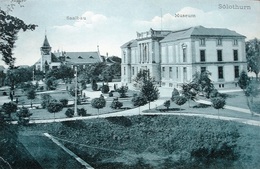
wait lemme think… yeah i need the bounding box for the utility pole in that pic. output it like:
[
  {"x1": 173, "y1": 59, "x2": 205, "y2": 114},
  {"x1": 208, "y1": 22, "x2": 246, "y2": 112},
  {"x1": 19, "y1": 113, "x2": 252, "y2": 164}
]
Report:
[{"x1": 74, "y1": 66, "x2": 77, "y2": 115}]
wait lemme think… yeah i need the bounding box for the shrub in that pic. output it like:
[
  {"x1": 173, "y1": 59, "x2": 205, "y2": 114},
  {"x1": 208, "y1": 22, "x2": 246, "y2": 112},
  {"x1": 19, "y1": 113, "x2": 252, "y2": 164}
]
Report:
[
  {"x1": 65, "y1": 108, "x2": 74, "y2": 118},
  {"x1": 131, "y1": 94, "x2": 147, "y2": 106},
  {"x1": 60, "y1": 98, "x2": 68, "y2": 107},
  {"x1": 109, "y1": 91, "x2": 113, "y2": 97},
  {"x1": 16, "y1": 107, "x2": 32, "y2": 125},
  {"x1": 117, "y1": 86, "x2": 128, "y2": 98},
  {"x1": 110, "y1": 99, "x2": 123, "y2": 109},
  {"x1": 164, "y1": 100, "x2": 171, "y2": 110},
  {"x1": 101, "y1": 84, "x2": 110, "y2": 94},
  {"x1": 211, "y1": 97, "x2": 226, "y2": 115},
  {"x1": 174, "y1": 96, "x2": 187, "y2": 109},
  {"x1": 77, "y1": 108, "x2": 88, "y2": 116},
  {"x1": 171, "y1": 88, "x2": 180, "y2": 101},
  {"x1": 41, "y1": 94, "x2": 52, "y2": 109}
]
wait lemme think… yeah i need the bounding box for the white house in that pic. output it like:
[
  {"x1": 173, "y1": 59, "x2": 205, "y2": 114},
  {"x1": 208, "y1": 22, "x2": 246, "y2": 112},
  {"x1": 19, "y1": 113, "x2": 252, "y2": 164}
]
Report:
[{"x1": 121, "y1": 26, "x2": 247, "y2": 89}]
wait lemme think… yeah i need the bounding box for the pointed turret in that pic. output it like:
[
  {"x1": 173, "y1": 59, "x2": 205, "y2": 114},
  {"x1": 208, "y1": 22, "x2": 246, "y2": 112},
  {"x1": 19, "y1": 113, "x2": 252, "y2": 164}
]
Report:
[{"x1": 41, "y1": 35, "x2": 52, "y2": 55}]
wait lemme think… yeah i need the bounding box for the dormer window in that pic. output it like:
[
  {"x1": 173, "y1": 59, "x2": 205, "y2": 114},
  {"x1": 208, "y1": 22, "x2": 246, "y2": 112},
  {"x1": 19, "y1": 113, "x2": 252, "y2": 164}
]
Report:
[
  {"x1": 89, "y1": 56, "x2": 93, "y2": 59},
  {"x1": 78, "y1": 56, "x2": 83, "y2": 59}
]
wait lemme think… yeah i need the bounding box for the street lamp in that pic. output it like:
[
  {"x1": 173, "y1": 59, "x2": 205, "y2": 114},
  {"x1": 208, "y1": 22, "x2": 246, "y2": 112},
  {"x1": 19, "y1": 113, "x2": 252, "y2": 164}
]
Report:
[{"x1": 74, "y1": 66, "x2": 77, "y2": 115}]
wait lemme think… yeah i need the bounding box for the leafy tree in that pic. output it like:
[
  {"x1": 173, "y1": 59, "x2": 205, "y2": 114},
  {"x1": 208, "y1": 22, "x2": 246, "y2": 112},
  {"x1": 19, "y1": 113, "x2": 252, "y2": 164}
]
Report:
[
  {"x1": 65, "y1": 108, "x2": 74, "y2": 118},
  {"x1": 246, "y1": 38, "x2": 260, "y2": 80},
  {"x1": 41, "y1": 94, "x2": 52, "y2": 109},
  {"x1": 117, "y1": 85, "x2": 128, "y2": 98},
  {"x1": 181, "y1": 83, "x2": 198, "y2": 107},
  {"x1": 245, "y1": 80, "x2": 259, "y2": 116},
  {"x1": 211, "y1": 97, "x2": 226, "y2": 117},
  {"x1": 164, "y1": 100, "x2": 171, "y2": 111},
  {"x1": 45, "y1": 77, "x2": 58, "y2": 90},
  {"x1": 2, "y1": 101, "x2": 17, "y2": 118},
  {"x1": 133, "y1": 70, "x2": 150, "y2": 89},
  {"x1": 59, "y1": 98, "x2": 68, "y2": 107},
  {"x1": 191, "y1": 71, "x2": 214, "y2": 98},
  {"x1": 238, "y1": 70, "x2": 250, "y2": 91},
  {"x1": 141, "y1": 77, "x2": 159, "y2": 110},
  {"x1": 91, "y1": 80, "x2": 98, "y2": 91},
  {"x1": 47, "y1": 101, "x2": 63, "y2": 119},
  {"x1": 131, "y1": 94, "x2": 147, "y2": 107},
  {"x1": 45, "y1": 65, "x2": 74, "y2": 83},
  {"x1": 16, "y1": 107, "x2": 32, "y2": 125},
  {"x1": 171, "y1": 88, "x2": 180, "y2": 102},
  {"x1": 0, "y1": 10, "x2": 37, "y2": 68},
  {"x1": 91, "y1": 95, "x2": 106, "y2": 115},
  {"x1": 110, "y1": 98, "x2": 123, "y2": 109},
  {"x1": 174, "y1": 96, "x2": 187, "y2": 110},
  {"x1": 27, "y1": 88, "x2": 36, "y2": 108}
]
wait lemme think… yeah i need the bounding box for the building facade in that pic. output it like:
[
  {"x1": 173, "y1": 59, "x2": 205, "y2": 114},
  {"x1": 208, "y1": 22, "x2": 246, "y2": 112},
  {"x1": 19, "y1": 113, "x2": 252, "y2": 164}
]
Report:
[
  {"x1": 35, "y1": 35, "x2": 102, "y2": 72},
  {"x1": 121, "y1": 26, "x2": 247, "y2": 89}
]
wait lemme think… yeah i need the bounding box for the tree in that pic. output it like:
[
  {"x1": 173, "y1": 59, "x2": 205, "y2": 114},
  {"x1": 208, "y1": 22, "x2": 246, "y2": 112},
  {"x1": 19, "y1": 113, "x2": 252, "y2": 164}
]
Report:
[
  {"x1": 174, "y1": 96, "x2": 187, "y2": 110},
  {"x1": 171, "y1": 88, "x2": 180, "y2": 102},
  {"x1": 47, "y1": 101, "x2": 63, "y2": 120},
  {"x1": 0, "y1": 10, "x2": 37, "y2": 68},
  {"x1": 77, "y1": 108, "x2": 88, "y2": 116},
  {"x1": 45, "y1": 77, "x2": 57, "y2": 90},
  {"x1": 164, "y1": 100, "x2": 171, "y2": 111},
  {"x1": 133, "y1": 69, "x2": 150, "y2": 89},
  {"x1": 141, "y1": 78, "x2": 159, "y2": 110},
  {"x1": 245, "y1": 80, "x2": 259, "y2": 116},
  {"x1": 91, "y1": 80, "x2": 98, "y2": 91},
  {"x1": 181, "y1": 83, "x2": 198, "y2": 107},
  {"x1": 27, "y1": 88, "x2": 36, "y2": 108},
  {"x1": 16, "y1": 107, "x2": 32, "y2": 125},
  {"x1": 101, "y1": 83, "x2": 110, "y2": 94},
  {"x1": 238, "y1": 70, "x2": 250, "y2": 91},
  {"x1": 41, "y1": 94, "x2": 52, "y2": 109},
  {"x1": 59, "y1": 98, "x2": 68, "y2": 107},
  {"x1": 246, "y1": 38, "x2": 260, "y2": 80},
  {"x1": 131, "y1": 94, "x2": 147, "y2": 107},
  {"x1": 117, "y1": 85, "x2": 128, "y2": 98},
  {"x1": 65, "y1": 108, "x2": 74, "y2": 118},
  {"x1": 91, "y1": 95, "x2": 106, "y2": 115},
  {"x1": 2, "y1": 101, "x2": 17, "y2": 118},
  {"x1": 211, "y1": 97, "x2": 226, "y2": 118}
]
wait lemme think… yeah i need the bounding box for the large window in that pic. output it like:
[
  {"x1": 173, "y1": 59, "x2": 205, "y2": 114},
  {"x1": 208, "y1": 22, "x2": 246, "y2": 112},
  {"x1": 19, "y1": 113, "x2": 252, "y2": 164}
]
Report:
[
  {"x1": 132, "y1": 67, "x2": 135, "y2": 75},
  {"x1": 176, "y1": 67, "x2": 179, "y2": 79},
  {"x1": 218, "y1": 66, "x2": 223, "y2": 79},
  {"x1": 169, "y1": 67, "x2": 172, "y2": 78},
  {"x1": 233, "y1": 50, "x2": 238, "y2": 61},
  {"x1": 200, "y1": 38, "x2": 205, "y2": 46},
  {"x1": 234, "y1": 66, "x2": 239, "y2": 78},
  {"x1": 162, "y1": 67, "x2": 165, "y2": 78},
  {"x1": 217, "y1": 50, "x2": 222, "y2": 61},
  {"x1": 183, "y1": 48, "x2": 187, "y2": 62},
  {"x1": 183, "y1": 67, "x2": 187, "y2": 82},
  {"x1": 124, "y1": 67, "x2": 126, "y2": 75},
  {"x1": 200, "y1": 50, "x2": 205, "y2": 62}
]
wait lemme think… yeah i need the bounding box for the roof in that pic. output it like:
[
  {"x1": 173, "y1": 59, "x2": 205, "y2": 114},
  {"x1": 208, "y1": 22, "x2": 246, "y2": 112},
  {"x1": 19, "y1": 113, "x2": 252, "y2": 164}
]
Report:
[
  {"x1": 42, "y1": 35, "x2": 51, "y2": 47},
  {"x1": 62, "y1": 51, "x2": 102, "y2": 64},
  {"x1": 121, "y1": 39, "x2": 137, "y2": 48},
  {"x1": 160, "y1": 26, "x2": 246, "y2": 42}
]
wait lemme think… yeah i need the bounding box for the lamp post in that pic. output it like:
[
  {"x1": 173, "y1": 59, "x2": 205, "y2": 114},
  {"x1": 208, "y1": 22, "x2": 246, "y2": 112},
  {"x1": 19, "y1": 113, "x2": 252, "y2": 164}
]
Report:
[{"x1": 74, "y1": 66, "x2": 77, "y2": 115}]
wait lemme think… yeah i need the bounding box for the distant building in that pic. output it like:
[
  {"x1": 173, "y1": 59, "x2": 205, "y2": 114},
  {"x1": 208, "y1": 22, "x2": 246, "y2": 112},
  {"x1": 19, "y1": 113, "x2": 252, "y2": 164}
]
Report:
[
  {"x1": 35, "y1": 35, "x2": 102, "y2": 72},
  {"x1": 121, "y1": 26, "x2": 247, "y2": 89}
]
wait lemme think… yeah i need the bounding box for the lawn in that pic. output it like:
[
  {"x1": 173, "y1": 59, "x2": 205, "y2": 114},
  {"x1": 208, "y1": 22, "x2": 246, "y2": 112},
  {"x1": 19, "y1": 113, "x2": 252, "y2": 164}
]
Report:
[{"x1": 17, "y1": 115, "x2": 260, "y2": 169}]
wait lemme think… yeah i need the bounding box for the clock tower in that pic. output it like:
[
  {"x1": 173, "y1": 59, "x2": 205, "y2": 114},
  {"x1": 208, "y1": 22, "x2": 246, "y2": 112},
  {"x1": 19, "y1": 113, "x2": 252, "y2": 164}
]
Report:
[{"x1": 40, "y1": 35, "x2": 52, "y2": 72}]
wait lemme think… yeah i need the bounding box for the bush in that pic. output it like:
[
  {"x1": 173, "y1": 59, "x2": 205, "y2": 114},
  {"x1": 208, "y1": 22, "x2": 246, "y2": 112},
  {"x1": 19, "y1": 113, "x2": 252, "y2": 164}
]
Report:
[
  {"x1": 101, "y1": 84, "x2": 110, "y2": 94},
  {"x1": 164, "y1": 100, "x2": 171, "y2": 110},
  {"x1": 65, "y1": 108, "x2": 74, "y2": 118},
  {"x1": 110, "y1": 99, "x2": 123, "y2": 109},
  {"x1": 109, "y1": 91, "x2": 113, "y2": 97},
  {"x1": 117, "y1": 86, "x2": 128, "y2": 98},
  {"x1": 211, "y1": 97, "x2": 226, "y2": 110},
  {"x1": 16, "y1": 107, "x2": 32, "y2": 126},
  {"x1": 174, "y1": 96, "x2": 187, "y2": 108},
  {"x1": 131, "y1": 94, "x2": 147, "y2": 106},
  {"x1": 77, "y1": 108, "x2": 88, "y2": 116},
  {"x1": 60, "y1": 98, "x2": 68, "y2": 107}
]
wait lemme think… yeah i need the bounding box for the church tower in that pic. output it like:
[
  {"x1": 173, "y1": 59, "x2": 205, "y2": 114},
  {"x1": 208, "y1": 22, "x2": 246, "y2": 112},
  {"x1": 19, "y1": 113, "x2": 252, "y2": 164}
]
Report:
[{"x1": 40, "y1": 35, "x2": 52, "y2": 72}]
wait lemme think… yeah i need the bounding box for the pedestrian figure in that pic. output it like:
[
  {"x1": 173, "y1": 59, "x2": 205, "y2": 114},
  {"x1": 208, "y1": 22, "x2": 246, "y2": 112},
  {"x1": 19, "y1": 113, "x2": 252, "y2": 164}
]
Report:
[
  {"x1": 10, "y1": 92, "x2": 13, "y2": 101},
  {"x1": 16, "y1": 97, "x2": 19, "y2": 104}
]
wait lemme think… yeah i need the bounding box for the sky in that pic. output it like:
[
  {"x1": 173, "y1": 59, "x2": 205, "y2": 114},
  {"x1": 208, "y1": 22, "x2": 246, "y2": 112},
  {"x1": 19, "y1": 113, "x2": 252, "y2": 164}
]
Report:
[{"x1": 0, "y1": 0, "x2": 259, "y2": 67}]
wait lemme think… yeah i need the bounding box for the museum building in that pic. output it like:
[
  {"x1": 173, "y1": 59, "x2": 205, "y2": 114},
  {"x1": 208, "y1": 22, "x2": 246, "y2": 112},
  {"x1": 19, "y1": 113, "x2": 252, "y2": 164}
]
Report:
[{"x1": 121, "y1": 26, "x2": 247, "y2": 89}]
